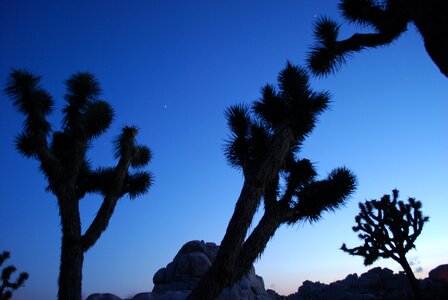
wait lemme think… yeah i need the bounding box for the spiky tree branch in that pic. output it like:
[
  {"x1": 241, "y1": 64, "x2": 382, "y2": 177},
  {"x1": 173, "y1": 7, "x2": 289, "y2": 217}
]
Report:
[
  {"x1": 4, "y1": 70, "x2": 153, "y2": 300},
  {"x1": 342, "y1": 189, "x2": 428, "y2": 300},
  {"x1": 308, "y1": 0, "x2": 448, "y2": 78},
  {"x1": 81, "y1": 127, "x2": 152, "y2": 252},
  {"x1": 188, "y1": 63, "x2": 356, "y2": 300},
  {"x1": 4, "y1": 70, "x2": 60, "y2": 177},
  {"x1": 0, "y1": 251, "x2": 28, "y2": 300}
]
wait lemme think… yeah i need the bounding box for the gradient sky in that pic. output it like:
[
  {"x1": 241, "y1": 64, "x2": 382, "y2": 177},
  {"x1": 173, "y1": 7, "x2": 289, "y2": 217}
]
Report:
[{"x1": 0, "y1": 1, "x2": 447, "y2": 299}]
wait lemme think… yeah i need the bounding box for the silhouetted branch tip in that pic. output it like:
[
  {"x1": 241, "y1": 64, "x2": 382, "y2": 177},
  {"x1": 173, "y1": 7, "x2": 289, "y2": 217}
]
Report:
[{"x1": 0, "y1": 251, "x2": 28, "y2": 300}]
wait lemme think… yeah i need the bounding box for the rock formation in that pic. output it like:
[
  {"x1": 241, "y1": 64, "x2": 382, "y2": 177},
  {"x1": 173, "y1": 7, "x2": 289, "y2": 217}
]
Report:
[
  {"x1": 288, "y1": 265, "x2": 448, "y2": 300},
  {"x1": 87, "y1": 240, "x2": 276, "y2": 300},
  {"x1": 86, "y1": 241, "x2": 448, "y2": 300},
  {"x1": 150, "y1": 240, "x2": 275, "y2": 299},
  {"x1": 429, "y1": 264, "x2": 448, "y2": 282}
]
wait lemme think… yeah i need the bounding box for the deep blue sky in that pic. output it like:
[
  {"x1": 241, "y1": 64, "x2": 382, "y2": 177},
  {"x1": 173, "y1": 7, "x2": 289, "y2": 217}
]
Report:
[{"x1": 1, "y1": 1, "x2": 447, "y2": 299}]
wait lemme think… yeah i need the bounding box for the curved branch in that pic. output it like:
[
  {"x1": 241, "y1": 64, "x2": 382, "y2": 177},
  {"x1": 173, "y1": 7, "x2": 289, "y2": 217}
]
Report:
[{"x1": 81, "y1": 158, "x2": 130, "y2": 252}]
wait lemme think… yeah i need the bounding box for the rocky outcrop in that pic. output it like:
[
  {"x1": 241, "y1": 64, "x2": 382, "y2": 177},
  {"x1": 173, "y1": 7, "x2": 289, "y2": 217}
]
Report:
[
  {"x1": 86, "y1": 240, "x2": 276, "y2": 300},
  {"x1": 152, "y1": 240, "x2": 216, "y2": 293},
  {"x1": 86, "y1": 240, "x2": 448, "y2": 300},
  {"x1": 288, "y1": 266, "x2": 448, "y2": 300},
  {"x1": 152, "y1": 240, "x2": 275, "y2": 299},
  {"x1": 288, "y1": 267, "x2": 411, "y2": 300},
  {"x1": 86, "y1": 294, "x2": 122, "y2": 300},
  {"x1": 429, "y1": 264, "x2": 448, "y2": 282}
]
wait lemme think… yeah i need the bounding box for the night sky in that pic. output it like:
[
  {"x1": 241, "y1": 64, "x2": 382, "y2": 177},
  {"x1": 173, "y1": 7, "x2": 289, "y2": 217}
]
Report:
[{"x1": 0, "y1": 1, "x2": 447, "y2": 299}]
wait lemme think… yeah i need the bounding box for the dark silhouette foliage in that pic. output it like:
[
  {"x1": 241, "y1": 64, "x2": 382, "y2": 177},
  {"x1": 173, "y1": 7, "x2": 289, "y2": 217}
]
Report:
[
  {"x1": 0, "y1": 251, "x2": 28, "y2": 300},
  {"x1": 4, "y1": 70, "x2": 153, "y2": 300},
  {"x1": 342, "y1": 189, "x2": 429, "y2": 300},
  {"x1": 187, "y1": 63, "x2": 356, "y2": 300},
  {"x1": 308, "y1": 0, "x2": 448, "y2": 78}
]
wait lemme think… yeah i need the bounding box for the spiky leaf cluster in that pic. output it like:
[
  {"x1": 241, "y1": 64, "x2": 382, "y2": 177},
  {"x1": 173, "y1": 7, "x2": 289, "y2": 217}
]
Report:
[
  {"x1": 225, "y1": 63, "x2": 328, "y2": 172},
  {"x1": 263, "y1": 160, "x2": 356, "y2": 224},
  {"x1": 307, "y1": 0, "x2": 408, "y2": 76},
  {"x1": 291, "y1": 167, "x2": 357, "y2": 223},
  {"x1": 4, "y1": 70, "x2": 153, "y2": 201},
  {"x1": 341, "y1": 189, "x2": 429, "y2": 266},
  {"x1": 225, "y1": 62, "x2": 356, "y2": 222},
  {"x1": 0, "y1": 251, "x2": 28, "y2": 300},
  {"x1": 4, "y1": 70, "x2": 53, "y2": 158}
]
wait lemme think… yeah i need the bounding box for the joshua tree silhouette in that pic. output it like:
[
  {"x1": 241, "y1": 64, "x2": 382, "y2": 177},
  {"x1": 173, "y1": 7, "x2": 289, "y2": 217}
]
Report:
[
  {"x1": 4, "y1": 70, "x2": 153, "y2": 300},
  {"x1": 342, "y1": 189, "x2": 429, "y2": 300},
  {"x1": 307, "y1": 0, "x2": 448, "y2": 78},
  {"x1": 0, "y1": 251, "x2": 28, "y2": 300},
  {"x1": 187, "y1": 62, "x2": 356, "y2": 300}
]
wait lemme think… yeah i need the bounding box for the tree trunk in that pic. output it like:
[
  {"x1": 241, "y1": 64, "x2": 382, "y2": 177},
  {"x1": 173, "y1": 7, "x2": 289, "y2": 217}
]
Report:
[
  {"x1": 186, "y1": 179, "x2": 264, "y2": 300},
  {"x1": 231, "y1": 205, "x2": 285, "y2": 284},
  {"x1": 422, "y1": 30, "x2": 448, "y2": 78},
  {"x1": 58, "y1": 236, "x2": 84, "y2": 300},
  {"x1": 404, "y1": 0, "x2": 448, "y2": 78},
  {"x1": 57, "y1": 190, "x2": 83, "y2": 300},
  {"x1": 399, "y1": 256, "x2": 421, "y2": 300},
  {"x1": 187, "y1": 128, "x2": 295, "y2": 300}
]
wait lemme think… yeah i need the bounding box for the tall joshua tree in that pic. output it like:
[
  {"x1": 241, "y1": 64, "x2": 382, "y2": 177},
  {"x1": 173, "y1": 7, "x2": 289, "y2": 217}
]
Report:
[
  {"x1": 307, "y1": 0, "x2": 448, "y2": 78},
  {"x1": 0, "y1": 251, "x2": 28, "y2": 300},
  {"x1": 4, "y1": 70, "x2": 153, "y2": 300},
  {"x1": 341, "y1": 189, "x2": 429, "y2": 300},
  {"x1": 187, "y1": 63, "x2": 356, "y2": 300}
]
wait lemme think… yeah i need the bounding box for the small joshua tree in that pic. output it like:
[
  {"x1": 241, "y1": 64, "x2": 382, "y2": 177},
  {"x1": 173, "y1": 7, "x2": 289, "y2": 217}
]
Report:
[
  {"x1": 187, "y1": 62, "x2": 356, "y2": 300},
  {"x1": 4, "y1": 70, "x2": 153, "y2": 300},
  {"x1": 307, "y1": 0, "x2": 448, "y2": 78},
  {"x1": 342, "y1": 189, "x2": 429, "y2": 300},
  {"x1": 0, "y1": 251, "x2": 28, "y2": 300}
]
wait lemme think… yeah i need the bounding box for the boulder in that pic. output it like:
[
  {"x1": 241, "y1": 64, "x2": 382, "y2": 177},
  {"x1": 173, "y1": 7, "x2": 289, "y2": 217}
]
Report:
[
  {"x1": 85, "y1": 294, "x2": 122, "y2": 300},
  {"x1": 188, "y1": 252, "x2": 212, "y2": 277},
  {"x1": 152, "y1": 240, "x2": 276, "y2": 299},
  {"x1": 130, "y1": 293, "x2": 154, "y2": 300},
  {"x1": 153, "y1": 268, "x2": 167, "y2": 284},
  {"x1": 429, "y1": 264, "x2": 448, "y2": 282},
  {"x1": 86, "y1": 240, "x2": 277, "y2": 299}
]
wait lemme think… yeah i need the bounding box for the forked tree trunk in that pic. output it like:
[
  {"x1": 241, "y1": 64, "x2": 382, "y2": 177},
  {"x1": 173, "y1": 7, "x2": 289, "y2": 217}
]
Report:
[
  {"x1": 231, "y1": 205, "x2": 285, "y2": 284},
  {"x1": 187, "y1": 128, "x2": 295, "y2": 300},
  {"x1": 188, "y1": 202, "x2": 286, "y2": 300},
  {"x1": 187, "y1": 179, "x2": 264, "y2": 300},
  {"x1": 58, "y1": 236, "x2": 84, "y2": 300}
]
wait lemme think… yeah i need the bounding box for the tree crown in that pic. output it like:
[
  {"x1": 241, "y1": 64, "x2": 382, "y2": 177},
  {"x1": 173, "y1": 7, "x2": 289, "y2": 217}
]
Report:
[{"x1": 342, "y1": 189, "x2": 429, "y2": 265}]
